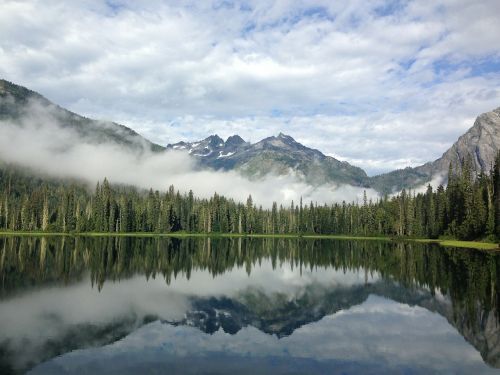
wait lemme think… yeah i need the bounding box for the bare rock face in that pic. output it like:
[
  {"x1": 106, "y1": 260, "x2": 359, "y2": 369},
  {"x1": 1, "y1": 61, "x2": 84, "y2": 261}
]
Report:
[
  {"x1": 435, "y1": 107, "x2": 500, "y2": 174},
  {"x1": 370, "y1": 107, "x2": 500, "y2": 193}
]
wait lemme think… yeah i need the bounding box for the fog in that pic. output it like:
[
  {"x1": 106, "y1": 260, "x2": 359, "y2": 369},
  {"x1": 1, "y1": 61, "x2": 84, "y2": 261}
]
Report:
[
  {"x1": 412, "y1": 173, "x2": 446, "y2": 195},
  {"x1": 0, "y1": 98, "x2": 379, "y2": 207}
]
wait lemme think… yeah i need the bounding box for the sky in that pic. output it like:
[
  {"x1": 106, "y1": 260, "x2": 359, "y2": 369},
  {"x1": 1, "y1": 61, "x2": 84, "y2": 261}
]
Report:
[{"x1": 1, "y1": 0, "x2": 500, "y2": 175}]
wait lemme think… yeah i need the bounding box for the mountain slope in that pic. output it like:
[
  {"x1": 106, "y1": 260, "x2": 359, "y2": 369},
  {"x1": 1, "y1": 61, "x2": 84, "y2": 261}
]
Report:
[
  {"x1": 371, "y1": 107, "x2": 500, "y2": 193},
  {"x1": 168, "y1": 132, "x2": 369, "y2": 187},
  {"x1": 0, "y1": 79, "x2": 164, "y2": 153}
]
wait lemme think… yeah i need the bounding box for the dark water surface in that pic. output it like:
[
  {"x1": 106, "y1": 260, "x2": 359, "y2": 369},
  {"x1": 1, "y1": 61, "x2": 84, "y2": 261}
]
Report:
[{"x1": 0, "y1": 236, "x2": 499, "y2": 374}]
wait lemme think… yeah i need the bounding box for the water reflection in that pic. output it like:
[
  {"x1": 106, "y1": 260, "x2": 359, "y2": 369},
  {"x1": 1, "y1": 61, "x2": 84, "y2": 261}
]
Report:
[{"x1": 0, "y1": 236, "x2": 499, "y2": 374}]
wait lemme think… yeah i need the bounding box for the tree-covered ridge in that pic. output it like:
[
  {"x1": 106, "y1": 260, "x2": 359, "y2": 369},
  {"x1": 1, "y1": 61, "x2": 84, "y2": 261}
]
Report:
[
  {"x1": 0, "y1": 153, "x2": 499, "y2": 241},
  {"x1": 0, "y1": 79, "x2": 165, "y2": 153}
]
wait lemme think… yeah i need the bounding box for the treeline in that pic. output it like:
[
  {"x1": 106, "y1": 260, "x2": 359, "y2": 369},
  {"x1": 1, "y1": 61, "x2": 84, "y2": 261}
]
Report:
[{"x1": 0, "y1": 153, "x2": 499, "y2": 240}]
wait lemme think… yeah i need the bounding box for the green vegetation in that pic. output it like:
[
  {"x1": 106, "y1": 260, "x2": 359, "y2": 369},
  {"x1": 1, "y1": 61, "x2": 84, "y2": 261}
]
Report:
[
  {"x1": 0, "y1": 231, "x2": 497, "y2": 251},
  {"x1": 1, "y1": 153, "x2": 499, "y2": 246},
  {"x1": 415, "y1": 239, "x2": 499, "y2": 250}
]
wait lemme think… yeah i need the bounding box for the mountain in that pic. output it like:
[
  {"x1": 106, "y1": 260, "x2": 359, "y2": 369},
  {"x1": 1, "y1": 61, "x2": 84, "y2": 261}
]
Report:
[
  {"x1": 2, "y1": 79, "x2": 499, "y2": 194},
  {"x1": 0, "y1": 79, "x2": 164, "y2": 153},
  {"x1": 167, "y1": 132, "x2": 369, "y2": 187},
  {"x1": 371, "y1": 107, "x2": 500, "y2": 193}
]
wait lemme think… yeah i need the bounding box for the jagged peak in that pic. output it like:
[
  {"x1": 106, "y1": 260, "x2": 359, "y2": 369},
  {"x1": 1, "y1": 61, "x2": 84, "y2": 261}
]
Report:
[
  {"x1": 204, "y1": 134, "x2": 223, "y2": 142},
  {"x1": 226, "y1": 134, "x2": 245, "y2": 143},
  {"x1": 226, "y1": 134, "x2": 246, "y2": 146},
  {"x1": 200, "y1": 134, "x2": 224, "y2": 148},
  {"x1": 477, "y1": 106, "x2": 500, "y2": 118},
  {"x1": 277, "y1": 132, "x2": 295, "y2": 141},
  {"x1": 259, "y1": 133, "x2": 296, "y2": 144}
]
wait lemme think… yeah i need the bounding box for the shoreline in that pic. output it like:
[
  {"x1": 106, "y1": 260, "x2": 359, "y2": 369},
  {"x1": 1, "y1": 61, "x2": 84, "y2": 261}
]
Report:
[{"x1": 0, "y1": 231, "x2": 498, "y2": 251}]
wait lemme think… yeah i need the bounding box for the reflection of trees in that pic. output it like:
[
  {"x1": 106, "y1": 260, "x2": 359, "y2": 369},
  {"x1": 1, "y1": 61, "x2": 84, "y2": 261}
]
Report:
[
  {"x1": 1, "y1": 236, "x2": 498, "y2": 324},
  {"x1": 0, "y1": 236, "x2": 499, "y2": 365}
]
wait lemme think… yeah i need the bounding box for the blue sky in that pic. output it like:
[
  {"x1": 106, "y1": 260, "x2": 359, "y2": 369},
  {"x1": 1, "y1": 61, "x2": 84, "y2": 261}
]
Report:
[{"x1": 1, "y1": 0, "x2": 499, "y2": 175}]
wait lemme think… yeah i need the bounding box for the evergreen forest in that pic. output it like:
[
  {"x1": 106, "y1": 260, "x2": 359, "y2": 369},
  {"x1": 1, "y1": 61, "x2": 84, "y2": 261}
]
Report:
[{"x1": 1, "y1": 153, "x2": 499, "y2": 241}]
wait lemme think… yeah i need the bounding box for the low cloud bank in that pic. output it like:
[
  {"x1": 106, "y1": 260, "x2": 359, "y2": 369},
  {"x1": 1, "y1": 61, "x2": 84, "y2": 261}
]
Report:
[{"x1": 0, "y1": 101, "x2": 379, "y2": 207}]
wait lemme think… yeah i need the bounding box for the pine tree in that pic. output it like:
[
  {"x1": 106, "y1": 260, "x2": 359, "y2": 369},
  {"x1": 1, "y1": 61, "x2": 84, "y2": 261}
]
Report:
[
  {"x1": 42, "y1": 194, "x2": 49, "y2": 231},
  {"x1": 494, "y1": 152, "x2": 500, "y2": 239}
]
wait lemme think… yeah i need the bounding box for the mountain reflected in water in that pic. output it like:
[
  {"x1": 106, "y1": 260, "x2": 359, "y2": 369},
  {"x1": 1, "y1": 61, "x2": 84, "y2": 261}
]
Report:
[{"x1": 0, "y1": 236, "x2": 499, "y2": 374}]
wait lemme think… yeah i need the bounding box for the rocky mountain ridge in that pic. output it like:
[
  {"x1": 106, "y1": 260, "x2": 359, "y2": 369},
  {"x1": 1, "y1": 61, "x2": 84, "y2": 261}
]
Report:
[{"x1": 167, "y1": 132, "x2": 369, "y2": 187}]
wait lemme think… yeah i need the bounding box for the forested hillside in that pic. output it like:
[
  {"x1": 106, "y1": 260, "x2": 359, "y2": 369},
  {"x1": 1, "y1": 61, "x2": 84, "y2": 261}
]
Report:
[{"x1": 1, "y1": 153, "x2": 499, "y2": 241}]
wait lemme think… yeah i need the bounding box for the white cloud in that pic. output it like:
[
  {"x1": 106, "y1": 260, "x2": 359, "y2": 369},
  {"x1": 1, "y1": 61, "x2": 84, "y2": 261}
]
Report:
[{"x1": 0, "y1": 0, "x2": 499, "y2": 174}]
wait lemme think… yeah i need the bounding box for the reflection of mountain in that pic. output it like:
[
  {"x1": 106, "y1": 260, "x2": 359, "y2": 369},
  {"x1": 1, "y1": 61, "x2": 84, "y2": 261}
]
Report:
[
  {"x1": 167, "y1": 280, "x2": 499, "y2": 367},
  {"x1": 422, "y1": 297, "x2": 500, "y2": 368},
  {"x1": 171, "y1": 283, "x2": 371, "y2": 337},
  {"x1": 0, "y1": 236, "x2": 498, "y2": 373},
  {"x1": 0, "y1": 316, "x2": 141, "y2": 375}
]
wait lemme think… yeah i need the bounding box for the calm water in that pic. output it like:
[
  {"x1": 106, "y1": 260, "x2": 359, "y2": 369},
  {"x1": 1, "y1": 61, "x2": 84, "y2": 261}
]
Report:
[{"x1": 0, "y1": 236, "x2": 499, "y2": 374}]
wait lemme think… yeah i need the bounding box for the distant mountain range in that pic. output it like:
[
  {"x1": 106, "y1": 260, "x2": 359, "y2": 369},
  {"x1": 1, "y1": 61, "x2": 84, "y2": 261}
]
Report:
[
  {"x1": 166, "y1": 132, "x2": 368, "y2": 187},
  {"x1": 167, "y1": 108, "x2": 500, "y2": 193},
  {"x1": 1, "y1": 78, "x2": 499, "y2": 194}
]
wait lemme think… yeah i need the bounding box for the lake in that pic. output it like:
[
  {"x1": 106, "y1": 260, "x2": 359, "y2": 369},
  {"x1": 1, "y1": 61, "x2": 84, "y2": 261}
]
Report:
[{"x1": 0, "y1": 236, "x2": 499, "y2": 374}]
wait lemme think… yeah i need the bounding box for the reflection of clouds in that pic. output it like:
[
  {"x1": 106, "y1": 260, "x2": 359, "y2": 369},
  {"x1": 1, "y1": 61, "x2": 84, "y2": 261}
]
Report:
[
  {"x1": 0, "y1": 273, "x2": 190, "y2": 370},
  {"x1": 0, "y1": 261, "x2": 375, "y2": 370},
  {"x1": 164, "y1": 260, "x2": 379, "y2": 296},
  {"x1": 29, "y1": 296, "x2": 496, "y2": 375}
]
